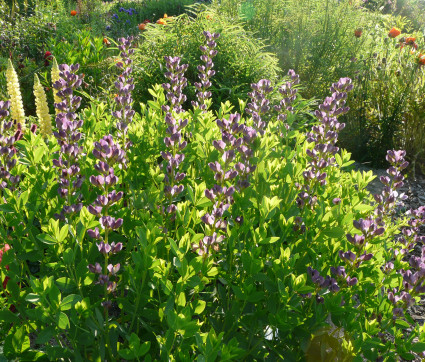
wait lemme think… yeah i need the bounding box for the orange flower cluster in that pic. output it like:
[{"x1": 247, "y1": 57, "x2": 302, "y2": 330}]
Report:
[{"x1": 388, "y1": 27, "x2": 401, "y2": 38}]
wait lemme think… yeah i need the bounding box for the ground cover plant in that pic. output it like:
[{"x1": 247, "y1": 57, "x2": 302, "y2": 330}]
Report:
[{"x1": 2, "y1": 21, "x2": 425, "y2": 360}]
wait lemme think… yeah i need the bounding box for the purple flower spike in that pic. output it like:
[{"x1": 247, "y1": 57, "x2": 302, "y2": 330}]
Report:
[
  {"x1": 0, "y1": 101, "x2": 20, "y2": 191},
  {"x1": 192, "y1": 32, "x2": 220, "y2": 111},
  {"x1": 162, "y1": 57, "x2": 189, "y2": 114},
  {"x1": 52, "y1": 64, "x2": 85, "y2": 220}
]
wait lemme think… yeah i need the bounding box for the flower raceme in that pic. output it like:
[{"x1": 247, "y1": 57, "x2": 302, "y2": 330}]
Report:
[
  {"x1": 52, "y1": 63, "x2": 85, "y2": 219},
  {"x1": 33, "y1": 74, "x2": 52, "y2": 137},
  {"x1": 6, "y1": 59, "x2": 25, "y2": 130},
  {"x1": 193, "y1": 113, "x2": 245, "y2": 256},
  {"x1": 192, "y1": 31, "x2": 220, "y2": 111},
  {"x1": 245, "y1": 79, "x2": 273, "y2": 135},
  {"x1": 0, "y1": 101, "x2": 21, "y2": 190},
  {"x1": 112, "y1": 36, "x2": 135, "y2": 145},
  {"x1": 87, "y1": 135, "x2": 125, "y2": 306},
  {"x1": 162, "y1": 56, "x2": 189, "y2": 114}
]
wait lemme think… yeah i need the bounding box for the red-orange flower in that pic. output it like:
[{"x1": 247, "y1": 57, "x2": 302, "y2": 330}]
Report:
[
  {"x1": 103, "y1": 38, "x2": 110, "y2": 46},
  {"x1": 71, "y1": 10, "x2": 77, "y2": 16},
  {"x1": 418, "y1": 54, "x2": 425, "y2": 66},
  {"x1": 157, "y1": 18, "x2": 166, "y2": 25},
  {"x1": 354, "y1": 29, "x2": 362, "y2": 38},
  {"x1": 139, "y1": 23, "x2": 146, "y2": 31},
  {"x1": 388, "y1": 27, "x2": 401, "y2": 38},
  {"x1": 406, "y1": 37, "x2": 416, "y2": 44}
]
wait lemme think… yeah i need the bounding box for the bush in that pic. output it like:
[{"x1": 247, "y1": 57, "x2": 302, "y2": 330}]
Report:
[
  {"x1": 1, "y1": 34, "x2": 425, "y2": 360},
  {"x1": 132, "y1": 5, "x2": 281, "y2": 109}
]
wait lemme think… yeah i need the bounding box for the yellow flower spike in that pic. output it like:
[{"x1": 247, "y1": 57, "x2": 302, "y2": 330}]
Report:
[
  {"x1": 34, "y1": 74, "x2": 52, "y2": 137},
  {"x1": 6, "y1": 59, "x2": 26, "y2": 130},
  {"x1": 51, "y1": 57, "x2": 61, "y2": 114}
]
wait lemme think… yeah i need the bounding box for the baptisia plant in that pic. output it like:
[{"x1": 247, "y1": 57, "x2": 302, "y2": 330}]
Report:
[
  {"x1": 193, "y1": 113, "x2": 243, "y2": 256},
  {"x1": 274, "y1": 69, "x2": 300, "y2": 134},
  {"x1": 0, "y1": 101, "x2": 21, "y2": 191},
  {"x1": 296, "y1": 78, "x2": 353, "y2": 229},
  {"x1": 159, "y1": 56, "x2": 189, "y2": 230},
  {"x1": 52, "y1": 64, "x2": 84, "y2": 220},
  {"x1": 87, "y1": 134, "x2": 126, "y2": 309},
  {"x1": 162, "y1": 56, "x2": 189, "y2": 114},
  {"x1": 192, "y1": 31, "x2": 220, "y2": 112},
  {"x1": 112, "y1": 36, "x2": 135, "y2": 149}
]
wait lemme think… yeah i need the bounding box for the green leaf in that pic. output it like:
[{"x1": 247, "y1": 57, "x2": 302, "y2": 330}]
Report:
[
  {"x1": 0, "y1": 204, "x2": 15, "y2": 213},
  {"x1": 12, "y1": 326, "x2": 30, "y2": 354},
  {"x1": 58, "y1": 225, "x2": 69, "y2": 243},
  {"x1": 354, "y1": 204, "x2": 374, "y2": 212},
  {"x1": 136, "y1": 341, "x2": 151, "y2": 357},
  {"x1": 322, "y1": 227, "x2": 345, "y2": 239},
  {"x1": 193, "y1": 300, "x2": 206, "y2": 314},
  {"x1": 60, "y1": 294, "x2": 82, "y2": 311},
  {"x1": 0, "y1": 310, "x2": 20, "y2": 323},
  {"x1": 395, "y1": 319, "x2": 410, "y2": 329},
  {"x1": 410, "y1": 342, "x2": 425, "y2": 353},
  {"x1": 33, "y1": 147, "x2": 45, "y2": 164},
  {"x1": 37, "y1": 234, "x2": 57, "y2": 245},
  {"x1": 56, "y1": 312, "x2": 70, "y2": 329},
  {"x1": 259, "y1": 236, "x2": 279, "y2": 244}
]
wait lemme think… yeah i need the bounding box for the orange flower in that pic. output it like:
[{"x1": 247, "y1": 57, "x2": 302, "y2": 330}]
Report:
[
  {"x1": 71, "y1": 10, "x2": 77, "y2": 16},
  {"x1": 406, "y1": 37, "x2": 416, "y2": 44},
  {"x1": 388, "y1": 27, "x2": 401, "y2": 38},
  {"x1": 163, "y1": 13, "x2": 168, "y2": 18},
  {"x1": 139, "y1": 23, "x2": 146, "y2": 31},
  {"x1": 418, "y1": 54, "x2": 425, "y2": 66},
  {"x1": 354, "y1": 29, "x2": 362, "y2": 38},
  {"x1": 103, "y1": 38, "x2": 110, "y2": 46},
  {"x1": 157, "y1": 18, "x2": 166, "y2": 25}
]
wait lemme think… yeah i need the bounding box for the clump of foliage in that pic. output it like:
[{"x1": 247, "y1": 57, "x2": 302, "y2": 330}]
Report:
[{"x1": 1, "y1": 31, "x2": 425, "y2": 361}]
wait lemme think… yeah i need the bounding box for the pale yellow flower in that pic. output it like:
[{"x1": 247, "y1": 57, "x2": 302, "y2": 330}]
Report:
[
  {"x1": 34, "y1": 74, "x2": 52, "y2": 137},
  {"x1": 6, "y1": 59, "x2": 25, "y2": 130},
  {"x1": 51, "y1": 57, "x2": 61, "y2": 114}
]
